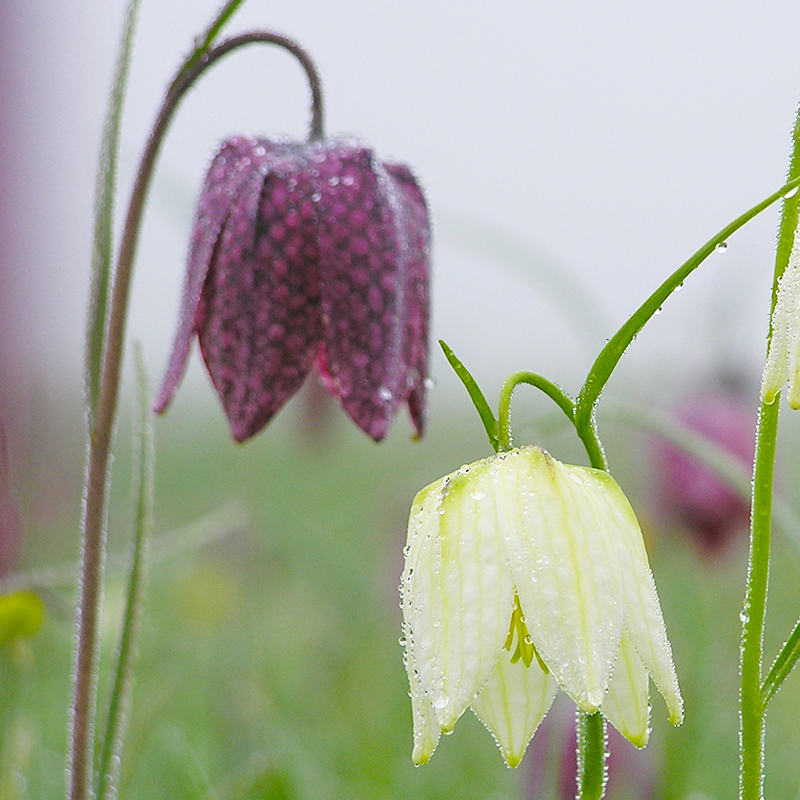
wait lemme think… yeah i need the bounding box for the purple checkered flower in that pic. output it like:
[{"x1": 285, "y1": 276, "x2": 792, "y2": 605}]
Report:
[{"x1": 155, "y1": 136, "x2": 431, "y2": 442}]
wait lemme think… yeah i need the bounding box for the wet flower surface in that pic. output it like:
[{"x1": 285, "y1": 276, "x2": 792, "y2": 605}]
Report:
[
  {"x1": 155, "y1": 136, "x2": 430, "y2": 442},
  {"x1": 762, "y1": 225, "x2": 800, "y2": 408},
  {"x1": 400, "y1": 446, "x2": 682, "y2": 767}
]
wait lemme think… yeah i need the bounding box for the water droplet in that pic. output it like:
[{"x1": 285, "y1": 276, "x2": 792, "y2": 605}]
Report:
[
  {"x1": 654, "y1": 307, "x2": 663, "y2": 315},
  {"x1": 328, "y1": 175, "x2": 340, "y2": 187},
  {"x1": 786, "y1": 186, "x2": 799, "y2": 199},
  {"x1": 674, "y1": 282, "x2": 683, "y2": 292},
  {"x1": 433, "y1": 696, "x2": 450, "y2": 710},
  {"x1": 423, "y1": 377, "x2": 436, "y2": 389},
  {"x1": 471, "y1": 488, "x2": 486, "y2": 500},
  {"x1": 378, "y1": 386, "x2": 393, "y2": 402},
  {"x1": 739, "y1": 610, "x2": 749, "y2": 624},
  {"x1": 311, "y1": 192, "x2": 322, "y2": 203},
  {"x1": 399, "y1": 637, "x2": 407, "y2": 647},
  {"x1": 715, "y1": 241, "x2": 728, "y2": 253}
]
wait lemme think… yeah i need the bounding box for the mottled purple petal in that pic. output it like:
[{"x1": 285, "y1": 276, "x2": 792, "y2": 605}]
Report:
[
  {"x1": 198, "y1": 148, "x2": 322, "y2": 441},
  {"x1": 154, "y1": 137, "x2": 278, "y2": 414},
  {"x1": 385, "y1": 163, "x2": 431, "y2": 437},
  {"x1": 314, "y1": 141, "x2": 409, "y2": 441}
]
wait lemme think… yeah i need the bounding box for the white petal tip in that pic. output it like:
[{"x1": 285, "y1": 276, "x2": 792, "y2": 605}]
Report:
[
  {"x1": 412, "y1": 750, "x2": 431, "y2": 766},
  {"x1": 620, "y1": 727, "x2": 650, "y2": 749}
]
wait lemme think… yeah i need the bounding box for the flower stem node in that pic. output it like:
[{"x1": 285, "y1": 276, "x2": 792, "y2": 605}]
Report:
[
  {"x1": 400, "y1": 446, "x2": 683, "y2": 767},
  {"x1": 761, "y1": 226, "x2": 800, "y2": 408},
  {"x1": 155, "y1": 136, "x2": 430, "y2": 442}
]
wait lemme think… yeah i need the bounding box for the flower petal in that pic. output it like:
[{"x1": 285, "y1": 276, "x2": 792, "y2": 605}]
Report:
[
  {"x1": 762, "y1": 228, "x2": 800, "y2": 406},
  {"x1": 197, "y1": 147, "x2": 322, "y2": 441},
  {"x1": 384, "y1": 163, "x2": 431, "y2": 438},
  {"x1": 601, "y1": 628, "x2": 650, "y2": 748},
  {"x1": 314, "y1": 141, "x2": 412, "y2": 441},
  {"x1": 595, "y1": 474, "x2": 683, "y2": 725},
  {"x1": 471, "y1": 642, "x2": 558, "y2": 767},
  {"x1": 407, "y1": 646, "x2": 442, "y2": 765},
  {"x1": 155, "y1": 138, "x2": 277, "y2": 414},
  {"x1": 402, "y1": 461, "x2": 515, "y2": 733},
  {"x1": 492, "y1": 448, "x2": 624, "y2": 712}
]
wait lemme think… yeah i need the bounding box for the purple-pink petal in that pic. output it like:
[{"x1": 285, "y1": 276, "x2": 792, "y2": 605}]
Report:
[
  {"x1": 314, "y1": 143, "x2": 415, "y2": 441},
  {"x1": 199, "y1": 148, "x2": 322, "y2": 442},
  {"x1": 385, "y1": 162, "x2": 431, "y2": 438},
  {"x1": 154, "y1": 138, "x2": 280, "y2": 414}
]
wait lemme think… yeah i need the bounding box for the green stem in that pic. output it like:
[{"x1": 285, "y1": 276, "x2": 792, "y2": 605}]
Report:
[
  {"x1": 96, "y1": 345, "x2": 154, "y2": 800},
  {"x1": 575, "y1": 175, "x2": 800, "y2": 433},
  {"x1": 740, "y1": 400, "x2": 779, "y2": 800},
  {"x1": 496, "y1": 371, "x2": 575, "y2": 452},
  {"x1": 576, "y1": 710, "x2": 608, "y2": 800},
  {"x1": 739, "y1": 102, "x2": 800, "y2": 800}
]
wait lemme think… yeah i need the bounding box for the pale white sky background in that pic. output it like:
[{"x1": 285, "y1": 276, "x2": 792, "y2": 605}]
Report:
[{"x1": 5, "y1": 0, "x2": 800, "y2": 424}]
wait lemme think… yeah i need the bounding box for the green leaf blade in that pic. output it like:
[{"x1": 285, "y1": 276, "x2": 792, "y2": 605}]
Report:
[
  {"x1": 85, "y1": 0, "x2": 142, "y2": 426},
  {"x1": 439, "y1": 340, "x2": 499, "y2": 451},
  {"x1": 96, "y1": 343, "x2": 155, "y2": 800}
]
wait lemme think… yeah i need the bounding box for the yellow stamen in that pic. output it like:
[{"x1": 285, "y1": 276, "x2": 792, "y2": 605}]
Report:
[{"x1": 504, "y1": 592, "x2": 548, "y2": 673}]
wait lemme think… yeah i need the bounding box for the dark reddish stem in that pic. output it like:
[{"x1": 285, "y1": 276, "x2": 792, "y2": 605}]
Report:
[{"x1": 67, "y1": 32, "x2": 324, "y2": 800}]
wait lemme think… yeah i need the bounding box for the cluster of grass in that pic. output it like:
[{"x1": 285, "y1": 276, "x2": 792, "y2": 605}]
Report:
[{"x1": 3, "y1": 390, "x2": 800, "y2": 799}]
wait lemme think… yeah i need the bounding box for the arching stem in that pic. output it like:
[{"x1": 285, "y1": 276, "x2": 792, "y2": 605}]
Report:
[{"x1": 68, "y1": 29, "x2": 324, "y2": 800}]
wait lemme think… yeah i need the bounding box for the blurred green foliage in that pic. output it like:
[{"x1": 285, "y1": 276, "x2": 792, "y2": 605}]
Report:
[{"x1": 3, "y1": 388, "x2": 800, "y2": 799}]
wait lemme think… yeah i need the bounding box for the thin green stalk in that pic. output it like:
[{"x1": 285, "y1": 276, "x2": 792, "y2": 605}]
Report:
[
  {"x1": 739, "y1": 102, "x2": 800, "y2": 800},
  {"x1": 496, "y1": 371, "x2": 575, "y2": 452},
  {"x1": 85, "y1": 0, "x2": 141, "y2": 426},
  {"x1": 576, "y1": 710, "x2": 608, "y2": 800},
  {"x1": 440, "y1": 340, "x2": 499, "y2": 451},
  {"x1": 575, "y1": 175, "x2": 800, "y2": 434},
  {"x1": 96, "y1": 345, "x2": 154, "y2": 800},
  {"x1": 740, "y1": 400, "x2": 779, "y2": 800}
]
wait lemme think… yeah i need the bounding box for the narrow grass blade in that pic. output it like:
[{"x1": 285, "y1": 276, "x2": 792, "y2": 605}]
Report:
[
  {"x1": 762, "y1": 616, "x2": 800, "y2": 708},
  {"x1": 96, "y1": 343, "x2": 154, "y2": 800},
  {"x1": 85, "y1": 0, "x2": 141, "y2": 426},
  {"x1": 439, "y1": 340, "x2": 499, "y2": 451}
]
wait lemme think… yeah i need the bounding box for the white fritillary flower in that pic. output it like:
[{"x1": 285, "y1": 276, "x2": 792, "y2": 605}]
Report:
[{"x1": 400, "y1": 446, "x2": 682, "y2": 767}]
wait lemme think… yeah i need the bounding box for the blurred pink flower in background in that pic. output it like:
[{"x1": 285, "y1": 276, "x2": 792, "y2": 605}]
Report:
[{"x1": 655, "y1": 385, "x2": 756, "y2": 554}]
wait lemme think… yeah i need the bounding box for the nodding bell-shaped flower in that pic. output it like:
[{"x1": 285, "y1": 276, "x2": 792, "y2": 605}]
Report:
[
  {"x1": 762, "y1": 226, "x2": 800, "y2": 409},
  {"x1": 155, "y1": 136, "x2": 430, "y2": 442},
  {"x1": 400, "y1": 446, "x2": 683, "y2": 767}
]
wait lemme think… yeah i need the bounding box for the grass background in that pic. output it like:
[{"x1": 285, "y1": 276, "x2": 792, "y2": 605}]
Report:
[{"x1": 3, "y1": 374, "x2": 800, "y2": 800}]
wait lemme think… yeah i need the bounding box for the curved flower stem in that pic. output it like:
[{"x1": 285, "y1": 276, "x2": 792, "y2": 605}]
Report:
[
  {"x1": 497, "y1": 370, "x2": 575, "y2": 452},
  {"x1": 68, "y1": 29, "x2": 325, "y2": 800},
  {"x1": 575, "y1": 175, "x2": 800, "y2": 435},
  {"x1": 739, "y1": 103, "x2": 800, "y2": 800}
]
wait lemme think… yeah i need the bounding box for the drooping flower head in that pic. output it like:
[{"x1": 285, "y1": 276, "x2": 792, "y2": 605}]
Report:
[
  {"x1": 155, "y1": 135, "x2": 430, "y2": 442},
  {"x1": 401, "y1": 446, "x2": 682, "y2": 767}
]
